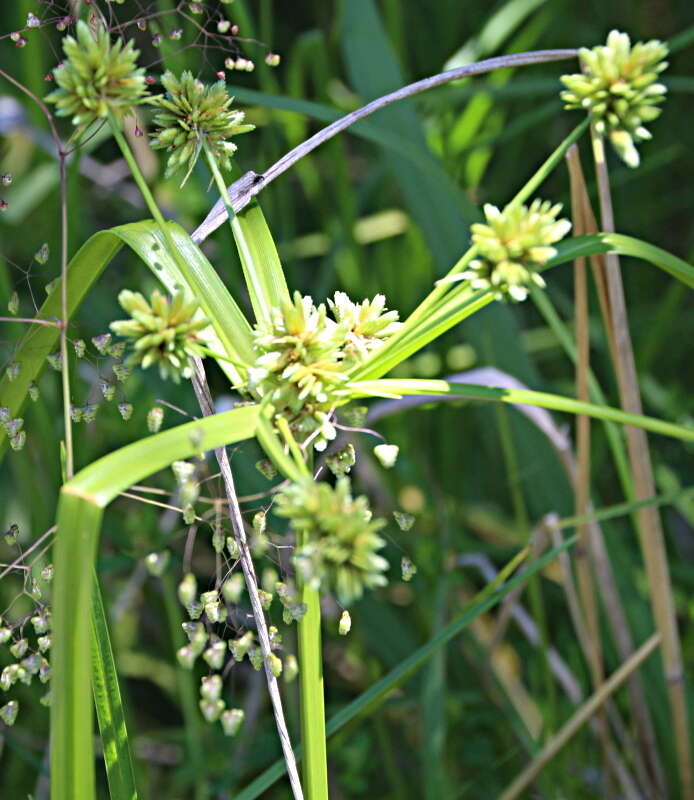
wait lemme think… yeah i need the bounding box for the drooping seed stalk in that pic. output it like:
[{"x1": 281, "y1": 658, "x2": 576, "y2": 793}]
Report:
[
  {"x1": 589, "y1": 124, "x2": 694, "y2": 800},
  {"x1": 108, "y1": 116, "x2": 303, "y2": 799}
]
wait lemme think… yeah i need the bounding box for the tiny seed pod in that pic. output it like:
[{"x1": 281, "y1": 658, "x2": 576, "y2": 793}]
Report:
[
  {"x1": 39, "y1": 658, "x2": 51, "y2": 683},
  {"x1": 203, "y1": 639, "x2": 226, "y2": 669},
  {"x1": 283, "y1": 654, "x2": 299, "y2": 684},
  {"x1": 221, "y1": 573, "x2": 244, "y2": 604},
  {"x1": 5, "y1": 524, "x2": 19, "y2": 545},
  {"x1": 393, "y1": 510, "x2": 415, "y2": 531},
  {"x1": 200, "y1": 698, "x2": 225, "y2": 722},
  {"x1": 144, "y1": 551, "x2": 169, "y2": 577},
  {"x1": 200, "y1": 674, "x2": 222, "y2": 701},
  {"x1": 38, "y1": 635, "x2": 52, "y2": 652},
  {"x1": 28, "y1": 382, "x2": 40, "y2": 402},
  {"x1": 46, "y1": 351, "x2": 62, "y2": 371},
  {"x1": 178, "y1": 573, "x2": 197, "y2": 606},
  {"x1": 248, "y1": 648, "x2": 263, "y2": 671},
  {"x1": 226, "y1": 536, "x2": 240, "y2": 559},
  {"x1": 258, "y1": 590, "x2": 273, "y2": 610},
  {"x1": 267, "y1": 652, "x2": 283, "y2": 677},
  {"x1": 73, "y1": 339, "x2": 86, "y2": 358},
  {"x1": 0, "y1": 701, "x2": 18, "y2": 726},
  {"x1": 176, "y1": 644, "x2": 197, "y2": 669},
  {"x1": 338, "y1": 610, "x2": 351, "y2": 636},
  {"x1": 41, "y1": 564, "x2": 53, "y2": 581},
  {"x1": 186, "y1": 601, "x2": 203, "y2": 620},
  {"x1": 118, "y1": 402, "x2": 133, "y2": 421},
  {"x1": 34, "y1": 244, "x2": 49, "y2": 265},
  {"x1": 255, "y1": 459, "x2": 277, "y2": 480},
  {"x1": 147, "y1": 406, "x2": 164, "y2": 433},
  {"x1": 7, "y1": 292, "x2": 19, "y2": 315},
  {"x1": 91, "y1": 333, "x2": 112, "y2": 355},
  {"x1": 220, "y1": 708, "x2": 244, "y2": 737},
  {"x1": 373, "y1": 444, "x2": 399, "y2": 469},
  {"x1": 40, "y1": 691, "x2": 51, "y2": 707},
  {"x1": 0, "y1": 628, "x2": 11, "y2": 644},
  {"x1": 401, "y1": 557, "x2": 417, "y2": 582},
  {"x1": 5, "y1": 362, "x2": 20, "y2": 382},
  {"x1": 10, "y1": 638, "x2": 28, "y2": 659}
]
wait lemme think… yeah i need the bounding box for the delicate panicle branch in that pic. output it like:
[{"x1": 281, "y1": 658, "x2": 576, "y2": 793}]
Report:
[{"x1": 191, "y1": 49, "x2": 577, "y2": 242}]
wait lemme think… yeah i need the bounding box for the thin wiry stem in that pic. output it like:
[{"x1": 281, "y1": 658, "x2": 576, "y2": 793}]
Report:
[
  {"x1": 499, "y1": 634, "x2": 661, "y2": 800},
  {"x1": 190, "y1": 357, "x2": 304, "y2": 800},
  {"x1": 0, "y1": 67, "x2": 74, "y2": 477},
  {"x1": 0, "y1": 317, "x2": 62, "y2": 327},
  {"x1": 192, "y1": 49, "x2": 577, "y2": 242}
]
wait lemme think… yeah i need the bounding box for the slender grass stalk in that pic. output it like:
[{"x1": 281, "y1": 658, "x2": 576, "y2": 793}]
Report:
[
  {"x1": 590, "y1": 124, "x2": 694, "y2": 800},
  {"x1": 499, "y1": 634, "x2": 661, "y2": 800},
  {"x1": 567, "y1": 149, "x2": 612, "y2": 789},
  {"x1": 296, "y1": 542, "x2": 329, "y2": 800}
]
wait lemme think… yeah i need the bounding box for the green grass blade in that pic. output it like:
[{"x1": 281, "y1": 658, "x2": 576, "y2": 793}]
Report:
[
  {"x1": 347, "y1": 379, "x2": 694, "y2": 442},
  {"x1": 228, "y1": 202, "x2": 291, "y2": 325},
  {"x1": 547, "y1": 233, "x2": 694, "y2": 288},
  {"x1": 52, "y1": 405, "x2": 259, "y2": 800},
  {"x1": 90, "y1": 571, "x2": 139, "y2": 800},
  {"x1": 0, "y1": 222, "x2": 254, "y2": 456},
  {"x1": 350, "y1": 288, "x2": 494, "y2": 380}
]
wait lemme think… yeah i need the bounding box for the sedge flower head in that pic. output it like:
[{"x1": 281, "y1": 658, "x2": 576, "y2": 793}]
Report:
[
  {"x1": 250, "y1": 290, "x2": 400, "y2": 449},
  {"x1": 46, "y1": 20, "x2": 149, "y2": 127},
  {"x1": 275, "y1": 477, "x2": 389, "y2": 606},
  {"x1": 560, "y1": 30, "x2": 668, "y2": 167},
  {"x1": 110, "y1": 289, "x2": 209, "y2": 383},
  {"x1": 151, "y1": 70, "x2": 255, "y2": 185},
  {"x1": 464, "y1": 199, "x2": 571, "y2": 302}
]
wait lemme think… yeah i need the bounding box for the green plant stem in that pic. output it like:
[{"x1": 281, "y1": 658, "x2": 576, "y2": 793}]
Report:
[
  {"x1": 296, "y1": 542, "x2": 329, "y2": 800},
  {"x1": 294, "y1": 445, "x2": 329, "y2": 799},
  {"x1": 107, "y1": 114, "x2": 213, "y2": 323},
  {"x1": 59, "y1": 155, "x2": 74, "y2": 479}
]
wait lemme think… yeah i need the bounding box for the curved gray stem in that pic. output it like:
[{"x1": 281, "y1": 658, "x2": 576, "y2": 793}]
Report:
[{"x1": 192, "y1": 49, "x2": 577, "y2": 243}]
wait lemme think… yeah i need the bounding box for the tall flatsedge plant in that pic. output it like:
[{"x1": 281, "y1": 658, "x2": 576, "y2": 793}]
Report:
[{"x1": 0, "y1": 18, "x2": 687, "y2": 800}]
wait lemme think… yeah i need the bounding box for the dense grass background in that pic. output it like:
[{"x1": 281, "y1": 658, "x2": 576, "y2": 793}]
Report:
[{"x1": 1, "y1": 0, "x2": 693, "y2": 797}]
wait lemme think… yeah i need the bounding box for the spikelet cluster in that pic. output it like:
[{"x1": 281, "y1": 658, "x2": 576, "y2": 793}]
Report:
[
  {"x1": 151, "y1": 71, "x2": 255, "y2": 185},
  {"x1": 463, "y1": 200, "x2": 571, "y2": 301},
  {"x1": 110, "y1": 290, "x2": 208, "y2": 383},
  {"x1": 274, "y1": 477, "x2": 389, "y2": 606},
  {"x1": 46, "y1": 21, "x2": 149, "y2": 127},
  {"x1": 249, "y1": 291, "x2": 401, "y2": 450},
  {"x1": 560, "y1": 30, "x2": 668, "y2": 167}
]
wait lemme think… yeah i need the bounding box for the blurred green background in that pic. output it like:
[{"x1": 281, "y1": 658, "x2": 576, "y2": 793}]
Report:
[{"x1": 1, "y1": 0, "x2": 693, "y2": 797}]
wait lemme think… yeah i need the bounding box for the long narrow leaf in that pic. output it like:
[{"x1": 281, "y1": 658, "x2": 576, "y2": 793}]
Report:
[
  {"x1": 0, "y1": 221, "x2": 253, "y2": 456},
  {"x1": 52, "y1": 405, "x2": 259, "y2": 800},
  {"x1": 91, "y1": 571, "x2": 139, "y2": 800},
  {"x1": 347, "y1": 379, "x2": 694, "y2": 443},
  {"x1": 230, "y1": 202, "x2": 290, "y2": 325},
  {"x1": 547, "y1": 233, "x2": 694, "y2": 288}
]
